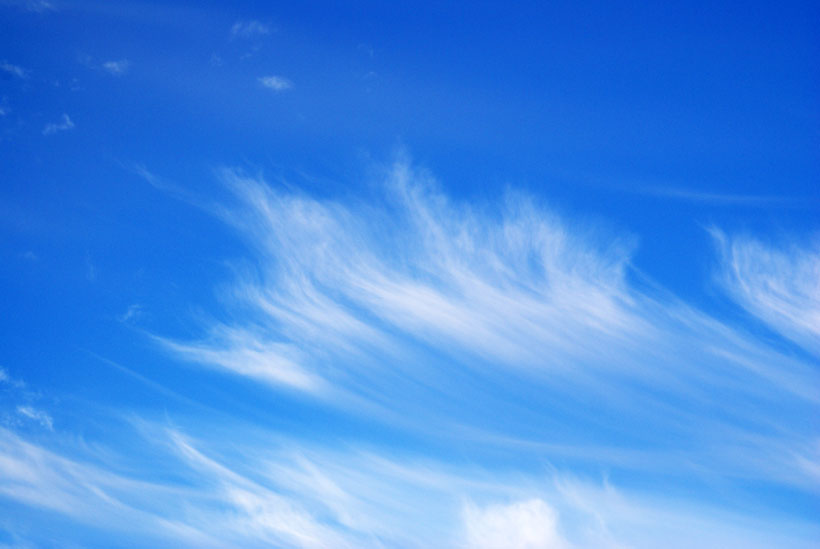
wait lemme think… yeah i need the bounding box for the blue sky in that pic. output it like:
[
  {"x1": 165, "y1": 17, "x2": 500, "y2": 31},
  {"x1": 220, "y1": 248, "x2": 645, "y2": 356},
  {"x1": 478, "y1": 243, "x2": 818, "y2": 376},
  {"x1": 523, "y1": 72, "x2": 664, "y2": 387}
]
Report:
[{"x1": 1, "y1": 1, "x2": 818, "y2": 547}]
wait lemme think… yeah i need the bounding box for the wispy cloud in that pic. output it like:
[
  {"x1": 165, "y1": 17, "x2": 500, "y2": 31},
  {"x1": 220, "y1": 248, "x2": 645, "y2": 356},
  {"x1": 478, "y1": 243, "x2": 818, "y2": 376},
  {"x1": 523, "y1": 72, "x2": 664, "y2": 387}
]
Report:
[
  {"x1": 1, "y1": 0, "x2": 54, "y2": 12},
  {"x1": 118, "y1": 303, "x2": 143, "y2": 323},
  {"x1": 713, "y1": 230, "x2": 820, "y2": 354},
  {"x1": 231, "y1": 20, "x2": 270, "y2": 39},
  {"x1": 0, "y1": 61, "x2": 27, "y2": 79},
  {"x1": 144, "y1": 159, "x2": 819, "y2": 499},
  {"x1": 16, "y1": 406, "x2": 52, "y2": 430},
  {"x1": 42, "y1": 113, "x2": 74, "y2": 135},
  {"x1": 0, "y1": 427, "x2": 217, "y2": 546},
  {"x1": 636, "y1": 186, "x2": 801, "y2": 207},
  {"x1": 102, "y1": 59, "x2": 129, "y2": 75},
  {"x1": 1, "y1": 424, "x2": 817, "y2": 548},
  {"x1": 258, "y1": 75, "x2": 292, "y2": 91},
  {"x1": 3, "y1": 158, "x2": 817, "y2": 547},
  {"x1": 0, "y1": 366, "x2": 24, "y2": 389},
  {"x1": 157, "y1": 327, "x2": 324, "y2": 392}
]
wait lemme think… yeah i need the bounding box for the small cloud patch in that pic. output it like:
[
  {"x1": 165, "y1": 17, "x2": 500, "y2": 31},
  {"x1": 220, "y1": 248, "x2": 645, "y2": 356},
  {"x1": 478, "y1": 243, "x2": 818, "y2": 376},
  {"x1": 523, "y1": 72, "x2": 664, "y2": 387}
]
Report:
[
  {"x1": 231, "y1": 20, "x2": 270, "y2": 39},
  {"x1": 43, "y1": 113, "x2": 74, "y2": 135},
  {"x1": 463, "y1": 499, "x2": 569, "y2": 549},
  {"x1": 258, "y1": 75, "x2": 292, "y2": 91},
  {"x1": 102, "y1": 59, "x2": 129, "y2": 75},
  {"x1": 119, "y1": 304, "x2": 143, "y2": 323}
]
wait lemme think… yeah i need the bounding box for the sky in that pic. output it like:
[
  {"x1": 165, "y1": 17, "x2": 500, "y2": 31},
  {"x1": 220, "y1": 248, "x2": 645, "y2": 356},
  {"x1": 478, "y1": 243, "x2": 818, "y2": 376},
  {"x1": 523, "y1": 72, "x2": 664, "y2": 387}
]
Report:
[{"x1": 0, "y1": 0, "x2": 819, "y2": 547}]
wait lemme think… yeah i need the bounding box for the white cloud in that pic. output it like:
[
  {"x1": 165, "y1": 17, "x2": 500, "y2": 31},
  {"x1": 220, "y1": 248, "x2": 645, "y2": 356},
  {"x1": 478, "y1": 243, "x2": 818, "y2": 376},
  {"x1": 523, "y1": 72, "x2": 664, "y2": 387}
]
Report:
[
  {"x1": 231, "y1": 20, "x2": 270, "y2": 38},
  {"x1": 151, "y1": 161, "x2": 819, "y2": 490},
  {"x1": 118, "y1": 304, "x2": 143, "y2": 323},
  {"x1": 463, "y1": 499, "x2": 569, "y2": 549},
  {"x1": 3, "y1": 424, "x2": 818, "y2": 548},
  {"x1": 0, "y1": 61, "x2": 27, "y2": 79},
  {"x1": 157, "y1": 326, "x2": 323, "y2": 392},
  {"x1": 102, "y1": 59, "x2": 129, "y2": 75},
  {"x1": 107, "y1": 158, "x2": 820, "y2": 548},
  {"x1": 0, "y1": 427, "x2": 217, "y2": 546},
  {"x1": 169, "y1": 432, "x2": 359, "y2": 548},
  {"x1": 203, "y1": 162, "x2": 636, "y2": 375},
  {"x1": 42, "y1": 113, "x2": 74, "y2": 135},
  {"x1": 0, "y1": 367, "x2": 23, "y2": 389},
  {"x1": 258, "y1": 75, "x2": 292, "y2": 91},
  {"x1": 16, "y1": 406, "x2": 52, "y2": 430},
  {"x1": 714, "y1": 231, "x2": 820, "y2": 355}
]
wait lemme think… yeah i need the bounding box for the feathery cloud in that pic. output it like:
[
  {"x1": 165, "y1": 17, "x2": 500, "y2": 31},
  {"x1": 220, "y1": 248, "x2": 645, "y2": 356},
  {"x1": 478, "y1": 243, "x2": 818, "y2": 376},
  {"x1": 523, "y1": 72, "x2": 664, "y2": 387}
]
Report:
[
  {"x1": 16, "y1": 406, "x2": 53, "y2": 430},
  {"x1": 3, "y1": 158, "x2": 817, "y2": 547},
  {"x1": 713, "y1": 230, "x2": 820, "y2": 355},
  {"x1": 144, "y1": 160, "x2": 820, "y2": 499},
  {"x1": 1, "y1": 424, "x2": 818, "y2": 548}
]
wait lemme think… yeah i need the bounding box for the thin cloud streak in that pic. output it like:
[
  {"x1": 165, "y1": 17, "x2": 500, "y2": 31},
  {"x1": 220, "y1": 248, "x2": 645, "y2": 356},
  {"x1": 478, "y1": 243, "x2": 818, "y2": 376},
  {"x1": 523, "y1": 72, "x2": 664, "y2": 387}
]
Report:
[{"x1": 642, "y1": 186, "x2": 800, "y2": 207}]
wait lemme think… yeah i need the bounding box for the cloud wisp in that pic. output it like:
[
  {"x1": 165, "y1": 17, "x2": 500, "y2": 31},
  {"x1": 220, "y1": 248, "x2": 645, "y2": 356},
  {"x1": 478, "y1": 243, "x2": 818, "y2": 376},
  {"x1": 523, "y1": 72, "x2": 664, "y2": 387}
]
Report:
[
  {"x1": 0, "y1": 61, "x2": 27, "y2": 79},
  {"x1": 639, "y1": 186, "x2": 801, "y2": 207},
  {"x1": 42, "y1": 113, "x2": 74, "y2": 135},
  {"x1": 231, "y1": 20, "x2": 270, "y2": 39},
  {"x1": 16, "y1": 406, "x2": 53, "y2": 430},
  {"x1": 1, "y1": 423, "x2": 817, "y2": 548},
  {"x1": 258, "y1": 75, "x2": 292, "y2": 91},
  {"x1": 713, "y1": 230, "x2": 820, "y2": 355},
  {"x1": 102, "y1": 59, "x2": 129, "y2": 75}
]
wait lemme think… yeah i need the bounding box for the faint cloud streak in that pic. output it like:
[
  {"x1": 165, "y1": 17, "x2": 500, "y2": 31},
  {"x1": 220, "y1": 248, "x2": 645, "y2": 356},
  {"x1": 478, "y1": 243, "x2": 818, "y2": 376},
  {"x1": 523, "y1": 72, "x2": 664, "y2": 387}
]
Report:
[{"x1": 42, "y1": 113, "x2": 74, "y2": 135}]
